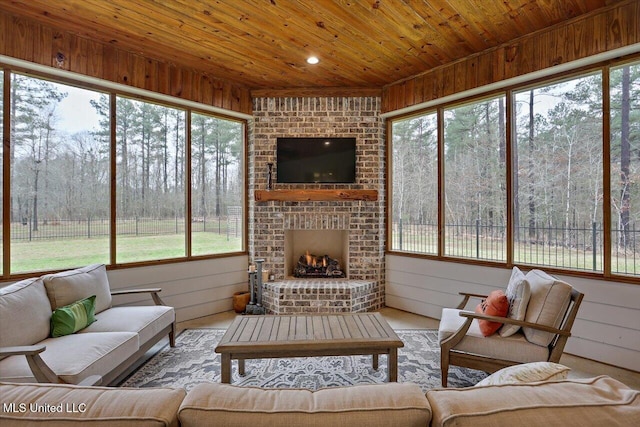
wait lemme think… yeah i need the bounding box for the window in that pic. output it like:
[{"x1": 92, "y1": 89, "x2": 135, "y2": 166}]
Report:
[
  {"x1": 10, "y1": 74, "x2": 110, "y2": 273},
  {"x1": 610, "y1": 61, "x2": 640, "y2": 276},
  {"x1": 1, "y1": 70, "x2": 246, "y2": 277},
  {"x1": 191, "y1": 112, "x2": 243, "y2": 256},
  {"x1": 390, "y1": 112, "x2": 438, "y2": 254},
  {"x1": 113, "y1": 97, "x2": 186, "y2": 263},
  {"x1": 389, "y1": 61, "x2": 640, "y2": 279},
  {"x1": 513, "y1": 74, "x2": 603, "y2": 271},
  {"x1": 444, "y1": 96, "x2": 507, "y2": 261}
]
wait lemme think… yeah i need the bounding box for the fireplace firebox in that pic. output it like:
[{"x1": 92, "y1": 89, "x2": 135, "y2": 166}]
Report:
[
  {"x1": 294, "y1": 251, "x2": 346, "y2": 278},
  {"x1": 284, "y1": 229, "x2": 349, "y2": 278}
]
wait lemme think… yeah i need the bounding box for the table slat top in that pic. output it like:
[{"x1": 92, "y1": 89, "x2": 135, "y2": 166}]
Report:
[{"x1": 215, "y1": 313, "x2": 403, "y2": 352}]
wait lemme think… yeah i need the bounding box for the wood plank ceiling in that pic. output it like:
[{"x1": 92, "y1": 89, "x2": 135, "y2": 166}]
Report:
[{"x1": 0, "y1": 0, "x2": 622, "y2": 90}]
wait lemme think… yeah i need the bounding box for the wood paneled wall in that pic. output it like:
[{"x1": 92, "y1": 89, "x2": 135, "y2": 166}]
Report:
[
  {"x1": 107, "y1": 256, "x2": 249, "y2": 323},
  {"x1": 0, "y1": 11, "x2": 252, "y2": 115},
  {"x1": 382, "y1": 0, "x2": 640, "y2": 113}
]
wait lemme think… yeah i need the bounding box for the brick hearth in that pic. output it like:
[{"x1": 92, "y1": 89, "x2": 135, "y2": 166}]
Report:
[{"x1": 262, "y1": 279, "x2": 378, "y2": 314}]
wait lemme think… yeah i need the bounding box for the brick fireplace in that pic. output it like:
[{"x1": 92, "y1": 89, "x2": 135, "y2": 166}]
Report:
[{"x1": 249, "y1": 96, "x2": 385, "y2": 313}]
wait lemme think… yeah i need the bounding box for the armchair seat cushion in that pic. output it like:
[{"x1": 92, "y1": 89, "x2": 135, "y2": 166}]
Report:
[
  {"x1": 81, "y1": 305, "x2": 175, "y2": 344},
  {"x1": 439, "y1": 308, "x2": 548, "y2": 364},
  {"x1": 0, "y1": 331, "x2": 138, "y2": 384}
]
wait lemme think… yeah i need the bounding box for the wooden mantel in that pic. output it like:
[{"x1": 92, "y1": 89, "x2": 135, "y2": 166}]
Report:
[{"x1": 254, "y1": 189, "x2": 378, "y2": 202}]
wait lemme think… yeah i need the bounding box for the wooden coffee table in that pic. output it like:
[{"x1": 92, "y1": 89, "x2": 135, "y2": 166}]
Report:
[{"x1": 215, "y1": 313, "x2": 404, "y2": 383}]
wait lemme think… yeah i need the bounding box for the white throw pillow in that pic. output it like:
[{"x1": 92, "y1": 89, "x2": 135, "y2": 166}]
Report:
[
  {"x1": 499, "y1": 267, "x2": 531, "y2": 337},
  {"x1": 475, "y1": 362, "x2": 570, "y2": 387}
]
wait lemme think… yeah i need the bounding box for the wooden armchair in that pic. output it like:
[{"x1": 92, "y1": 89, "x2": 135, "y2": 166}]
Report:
[{"x1": 439, "y1": 287, "x2": 583, "y2": 387}]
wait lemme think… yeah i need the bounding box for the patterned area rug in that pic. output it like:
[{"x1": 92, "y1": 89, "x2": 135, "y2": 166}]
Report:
[{"x1": 121, "y1": 328, "x2": 487, "y2": 392}]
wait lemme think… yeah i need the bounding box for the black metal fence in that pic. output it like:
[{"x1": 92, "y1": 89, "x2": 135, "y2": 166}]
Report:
[
  {"x1": 9, "y1": 214, "x2": 242, "y2": 242},
  {"x1": 392, "y1": 219, "x2": 639, "y2": 275}
]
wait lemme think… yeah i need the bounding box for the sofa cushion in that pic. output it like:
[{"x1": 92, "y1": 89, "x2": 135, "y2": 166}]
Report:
[
  {"x1": 0, "y1": 381, "x2": 185, "y2": 427},
  {"x1": 439, "y1": 308, "x2": 549, "y2": 364},
  {"x1": 523, "y1": 269, "x2": 573, "y2": 346},
  {"x1": 427, "y1": 376, "x2": 640, "y2": 427},
  {"x1": 499, "y1": 266, "x2": 531, "y2": 337},
  {"x1": 0, "y1": 278, "x2": 52, "y2": 347},
  {"x1": 474, "y1": 362, "x2": 570, "y2": 387},
  {"x1": 50, "y1": 295, "x2": 97, "y2": 337},
  {"x1": 81, "y1": 305, "x2": 174, "y2": 345},
  {"x1": 42, "y1": 264, "x2": 112, "y2": 314},
  {"x1": 0, "y1": 331, "x2": 138, "y2": 384},
  {"x1": 178, "y1": 382, "x2": 431, "y2": 427},
  {"x1": 474, "y1": 290, "x2": 509, "y2": 337}
]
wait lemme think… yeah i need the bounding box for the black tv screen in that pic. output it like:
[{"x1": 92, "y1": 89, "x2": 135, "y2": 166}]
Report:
[{"x1": 276, "y1": 137, "x2": 356, "y2": 183}]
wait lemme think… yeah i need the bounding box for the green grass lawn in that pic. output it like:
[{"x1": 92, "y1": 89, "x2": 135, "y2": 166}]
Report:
[
  {"x1": 5, "y1": 227, "x2": 637, "y2": 277},
  {"x1": 8, "y1": 233, "x2": 242, "y2": 274}
]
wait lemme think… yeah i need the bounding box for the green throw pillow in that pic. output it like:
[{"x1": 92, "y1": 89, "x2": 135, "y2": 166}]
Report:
[{"x1": 50, "y1": 295, "x2": 97, "y2": 337}]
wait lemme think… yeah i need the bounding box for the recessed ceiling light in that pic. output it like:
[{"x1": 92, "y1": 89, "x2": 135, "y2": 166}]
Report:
[{"x1": 307, "y1": 56, "x2": 319, "y2": 65}]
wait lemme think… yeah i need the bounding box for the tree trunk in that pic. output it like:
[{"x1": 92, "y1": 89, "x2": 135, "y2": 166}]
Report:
[
  {"x1": 141, "y1": 110, "x2": 147, "y2": 217},
  {"x1": 222, "y1": 157, "x2": 228, "y2": 207},
  {"x1": 527, "y1": 90, "x2": 536, "y2": 240},
  {"x1": 10, "y1": 78, "x2": 17, "y2": 222},
  {"x1": 563, "y1": 134, "x2": 573, "y2": 245},
  {"x1": 498, "y1": 98, "x2": 506, "y2": 164},
  {"x1": 619, "y1": 65, "x2": 631, "y2": 248},
  {"x1": 215, "y1": 126, "x2": 221, "y2": 217},
  {"x1": 174, "y1": 112, "x2": 181, "y2": 198},
  {"x1": 485, "y1": 102, "x2": 494, "y2": 229},
  {"x1": 32, "y1": 168, "x2": 40, "y2": 231},
  {"x1": 163, "y1": 110, "x2": 169, "y2": 194},
  {"x1": 511, "y1": 99, "x2": 520, "y2": 241},
  {"x1": 42, "y1": 112, "x2": 53, "y2": 225},
  {"x1": 121, "y1": 121, "x2": 129, "y2": 216},
  {"x1": 199, "y1": 122, "x2": 206, "y2": 218}
]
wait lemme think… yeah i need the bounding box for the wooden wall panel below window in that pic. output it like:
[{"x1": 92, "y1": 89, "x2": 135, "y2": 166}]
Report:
[
  {"x1": 0, "y1": 11, "x2": 252, "y2": 115},
  {"x1": 382, "y1": 0, "x2": 640, "y2": 114}
]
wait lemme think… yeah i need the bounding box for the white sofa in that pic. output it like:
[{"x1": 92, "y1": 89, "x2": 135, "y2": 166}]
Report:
[
  {"x1": 0, "y1": 264, "x2": 175, "y2": 386},
  {"x1": 1, "y1": 376, "x2": 639, "y2": 426}
]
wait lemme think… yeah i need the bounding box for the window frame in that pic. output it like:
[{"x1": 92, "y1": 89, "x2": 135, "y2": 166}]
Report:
[
  {"x1": 442, "y1": 93, "x2": 508, "y2": 263},
  {"x1": 0, "y1": 64, "x2": 248, "y2": 280},
  {"x1": 389, "y1": 109, "x2": 439, "y2": 256},
  {"x1": 386, "y1": 55, "x2": 640, "y2": 285},
  {"x1": 511, "y1": 71, "x2": 604, "y2": 273}
]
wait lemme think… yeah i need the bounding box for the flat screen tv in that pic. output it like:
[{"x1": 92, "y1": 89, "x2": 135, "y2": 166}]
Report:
[{"x1": 276, "y1": 137, "x2": 356, "y2": 183}]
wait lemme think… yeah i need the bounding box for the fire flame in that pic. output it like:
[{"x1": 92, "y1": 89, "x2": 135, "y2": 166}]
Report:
[{"x1": 304, "y1": 250, "x2": 328, "y2": 268}]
